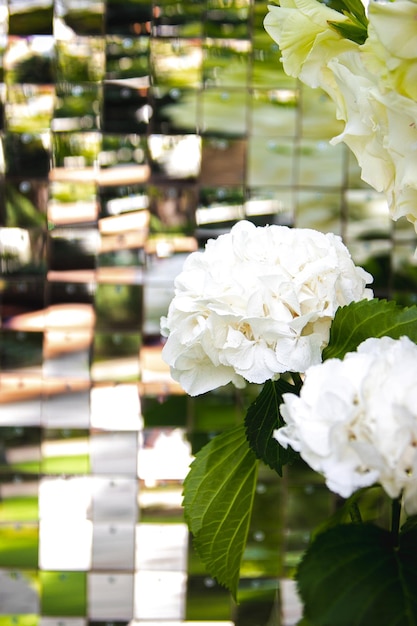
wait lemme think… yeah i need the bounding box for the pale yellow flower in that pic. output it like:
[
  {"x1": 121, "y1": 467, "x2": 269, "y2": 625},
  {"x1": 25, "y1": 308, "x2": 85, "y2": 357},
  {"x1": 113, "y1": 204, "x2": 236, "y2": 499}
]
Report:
[
  {"x1": 363, "y1": 0, "x2": 417, "y2": 101},
  {"x1": 264, "y1": 0, "x2": 357, "y2": 88}
]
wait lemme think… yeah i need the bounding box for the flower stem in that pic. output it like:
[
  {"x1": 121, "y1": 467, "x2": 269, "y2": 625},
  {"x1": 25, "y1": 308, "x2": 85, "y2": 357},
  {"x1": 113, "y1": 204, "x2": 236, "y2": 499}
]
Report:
[
  {"x1": 391, "y1": 496, "x2": 402, "y2": 548},
  {"x1": 290, "y1": 372, "x2": 303, "y2": 392},
  {"x1": 349, "y1": 501, "x2": 362, "y2": 524}
]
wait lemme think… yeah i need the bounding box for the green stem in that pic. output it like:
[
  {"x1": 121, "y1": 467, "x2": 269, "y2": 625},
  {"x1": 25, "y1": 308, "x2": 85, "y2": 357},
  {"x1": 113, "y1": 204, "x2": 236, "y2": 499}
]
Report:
[
  {"x1": 290, "y1": 372, "x2": 303, "y2": 392},
  {"x1": 391, "y1": 496, "x2": 402, "y2": 548},
  {"x1": 349, "y1": 501, "x2": 362, "y2": 524}
]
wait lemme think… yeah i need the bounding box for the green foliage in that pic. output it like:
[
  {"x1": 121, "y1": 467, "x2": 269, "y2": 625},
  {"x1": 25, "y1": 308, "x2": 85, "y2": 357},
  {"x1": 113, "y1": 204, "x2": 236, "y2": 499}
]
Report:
[
  {"x1": 325, "y1": 0, "x2": 367, "y2": 25},
  {"x1": 323, "y1": 299, "x2": 417, "y2": 361},
  {"x1": 327, "y1": 20, "x2": 368, "y2": 45},
  {"x1": 183, "y1": 425, "x2": 258, "y2": 600},
  {"x1": 321, "y1": 0, "x2": 368, "y2": 44},
  {"x1": 297, "y1": 523, "x2": 417, "y2": 625},
  {"x1": 183, "y1": 297, "x2": 417, "y2": 605},
  {"x1": 245, "y1": 378, "x2": 301, "y2": 476}
]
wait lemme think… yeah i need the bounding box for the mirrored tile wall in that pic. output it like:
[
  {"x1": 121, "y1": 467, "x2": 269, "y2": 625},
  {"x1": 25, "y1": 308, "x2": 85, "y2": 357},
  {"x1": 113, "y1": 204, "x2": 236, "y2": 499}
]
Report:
[{"x1": 0, "y1": 1, "x2": 416, "y2": 625}]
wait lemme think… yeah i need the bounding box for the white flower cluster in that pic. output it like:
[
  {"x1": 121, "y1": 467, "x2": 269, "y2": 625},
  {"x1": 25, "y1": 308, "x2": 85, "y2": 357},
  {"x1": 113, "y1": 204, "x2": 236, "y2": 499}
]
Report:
[
  {"x1": 264, "y1": 0, "x2": 417, "y2": 229},
  {"x1": 161, "y1": 220, "x2": 372, "y2": 396},
  {"x1": 276, "y1": 336, "x2": 417, "y2": 514}
]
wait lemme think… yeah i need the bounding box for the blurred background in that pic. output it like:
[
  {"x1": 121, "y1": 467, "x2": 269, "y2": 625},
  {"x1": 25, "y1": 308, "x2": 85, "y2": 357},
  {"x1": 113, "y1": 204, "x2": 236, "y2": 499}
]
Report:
[{"x1": 1, "y1": 1, "x2": 417, "y2": 625}]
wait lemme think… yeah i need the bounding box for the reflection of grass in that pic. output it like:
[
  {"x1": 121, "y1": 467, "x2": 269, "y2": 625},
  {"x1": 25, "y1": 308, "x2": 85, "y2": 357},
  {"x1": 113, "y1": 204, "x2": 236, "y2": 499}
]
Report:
[
  {"x1": 12, "y1": 455, "x2": 89, "y2": 475},
  {"x1": 51, "y1": 181, "x2": 96, "y2": 203},
  {"x1": 8, "y1": 114, "x2": 53, "y2": 134},
  {"x1": 0, "y1": 496, "x2": 39, "y2": 522},
  {"x1": 186, "y1": 575, "x2": 232, "y2": 621},
  {"x1": 40, "y1": 571, "x2": 86, "y2": 616},
  {"x1": 0, "y1": 615, "x2": 39, "y2": 626},
  {"x1": 0, "y1": 526, "x2": 38, "y2": 568},
  {"x1": 42, "y1": 455, "x2": 89, "y2": 475}
]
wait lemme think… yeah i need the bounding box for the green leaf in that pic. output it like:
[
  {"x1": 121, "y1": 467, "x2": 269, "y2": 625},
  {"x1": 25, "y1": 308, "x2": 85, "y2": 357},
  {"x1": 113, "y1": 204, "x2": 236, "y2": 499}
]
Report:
[
  {"x1": 323, "y1": 0, "x2": 367, "y2": 26},
  {"x1": 327, "y1": 20, "x2": 367, "y2": 44},
  {"x1": 310, "y1": 488, "x2": 366, "y2": 540},
  {"x1": 182, "y1": 425, "x2": 258, "y2": 600},
  {"x1": 323, "y1": 299, "x2": 417, "y2": 361},
  {"x1": 297, "y1": 523, "x2": 417, "y2": 626},
  {"x1": 245, "y1": 378, "x2": 301, "y2": 476},
  {"x1": 400, "y1": 515, "x2": 417, "y2": 535}
]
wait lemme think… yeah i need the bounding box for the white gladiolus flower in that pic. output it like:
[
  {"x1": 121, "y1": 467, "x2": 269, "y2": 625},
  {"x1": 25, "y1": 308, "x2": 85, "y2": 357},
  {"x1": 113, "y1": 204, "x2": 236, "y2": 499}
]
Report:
[
  {"x1": 264, "y1": 0, "x2": 417, "y2": 229},
  {"x1": 328, "y1": 51, "x2": 417, "y2": 225},
  {"x1": 276, "y1": 336, "x2": 417, "y2": 514},
  {"x1": 264, "y1": 0, "x2": 357, "y2": 89},
  {"x1": 161, "y1": 220, "x2": 373, "y2": 396}
]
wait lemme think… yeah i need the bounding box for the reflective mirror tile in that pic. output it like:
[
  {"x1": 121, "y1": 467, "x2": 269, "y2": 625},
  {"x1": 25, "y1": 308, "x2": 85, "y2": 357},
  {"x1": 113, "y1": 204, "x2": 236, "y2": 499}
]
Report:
[
  {"x1": 90, "y1": 477, "x2": 138, "y2": 522},
  {"x1": 4, "y1": 132, "x2": 50, "y2": 177},
  {"x1": 135, "y1": 523, "x2": 188, "y2": 571},
  {"x1": 150, "y1": 39, "x2": 202, "y2": 89},
  {"x1": 204, "y1": 0, "x2": 251, "y2": 40},
  {"x1": 40, "y1": 571, "x2": 87, "y2": 617},
  {"x1": 0, "y1": 570, "x2": 40, "y2": 614},
  {"x1": 41, "y1": 428, "x2": 89, "y2": 475},
  {"x1": 88, "y1": 573, "x2": 134, "y2": 621},
  {"x1": 201, "y1": 137, "x2": 245, "y2": 186},
  {"x1": 55, "y1": 38, "x2": 105, "y2": 83},
  {"x1": 152, "y1": 0, "x2": 204, "y2": 39},
  {"x1": 54, "y1": 0, "x2": 104, "y2": 37},
  {"x1": 94, "y1": 283, "x2": 143, "y2": 331},
  {"x1": 1, "y1": 329, "x2": 43, "y2": 372},
  {"x1": 298, "y1": 139, "x2": 344, "y2": 188},
  {"x1": 39, "y1": 519, "x2": 92, "y2": 570},
  {"x1": 4, "y1": 36, "x2": 54, "y2": 83},
  {"x1": 0, "y1": 426, "x2": 41, "y2": 475},
  {"x1": 295, "y1": 190, "x2": 343, "y2": 235},
  {"x1": 201, "y1": 89, "x2": 247, "y2": 136},
  {"x1": 134, "y1": 570, "x2": 187, "y2": 620},
  {"x1": 247, "y1": 137, "x2": 294, "y2": 187},
  {"x1": 91, "y1": 332, "x2": 141, "y2": 384},
  {"x1": 148, "y1": 134, "x2": 201, "y2": 181},
  {"x1": 41, "y1": 389, "x2": 91, "y2": 429},
  {"x1": 203, "y1": 39, "x2": 250, "y2": 89},
  {"x1": 39, "y1": 476, "x2": 91, "y2": 520},
  {"x1": 0, "y1": 478, "x2": 39, "y2": 522},
  {"x1": 106, "y1": 0, "x2": 152, "y2": 36},
  {"x1": 90, "y1": 431, "x2": 138, "y2": 475},
  {"x1": 92, "y1": 523, "x2": 135, "y2": 570},
  {"x1": 90, "y1": 384, "x2": 142, "y2": 431},
  {"x1": 5, "y1": 84, "x2": 54, "y2": 133},
  {"x1": 0, "y1": 523, "x2": 39, "y2": 568}
]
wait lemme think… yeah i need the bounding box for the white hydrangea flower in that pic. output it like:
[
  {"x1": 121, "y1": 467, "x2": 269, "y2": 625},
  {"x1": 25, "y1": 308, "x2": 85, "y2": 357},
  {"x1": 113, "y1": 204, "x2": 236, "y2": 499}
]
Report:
[
  {"x1": 161, "y1": 220, "x2": 373, "y2": 396},
  {"x1": 276, "y1": 336, "x2": 417, "y2": 514}
]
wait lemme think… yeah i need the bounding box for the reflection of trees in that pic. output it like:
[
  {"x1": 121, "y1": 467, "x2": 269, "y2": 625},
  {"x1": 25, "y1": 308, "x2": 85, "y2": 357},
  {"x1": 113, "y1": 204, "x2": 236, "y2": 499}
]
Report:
[
  {"x1": 8, "y1": 54, "x2": 53, "y2": 85},
  {"x1": 55, "y1": 42, "x2": 104, "y2": 83},
  {"x1": 4, "y1": 134, "x2": 49, "y2": 178},
  {"x1": 5, "y1": 183, "x2": 46, "y2": 228},
  {"x1": 8, "y1": 7, "x2": 53, "y2": 36},
  {"x1": 105, "y1": 37, "x2": 150, "y2": 80},
  {"x1": 51, "y1": 132, "x2": 101, "y2": 168},
  {"x1": 106, "y1": 0, "x2": 152, "y2": 34},
  {"x1": 94, "y1": 283, "x2": 143, "y2": 330},
  {"x1": 1, "y1": 331, "x2": 43, "y2": 370},
  {"x1": 93, "y1": 332, "x2": 141, "y2": 360},
  {"x1": 59, "y1": 11, "x2": 103, "y2": 37}
]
